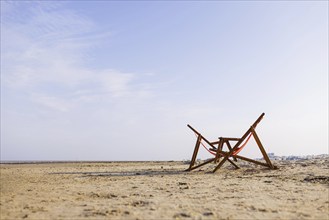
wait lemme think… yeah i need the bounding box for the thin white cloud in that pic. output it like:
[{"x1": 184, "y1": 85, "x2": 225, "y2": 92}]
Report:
[
  {"x1": 31, "y1": 94, "x2": 73, "y2": 112},
  {"x1": 100, "y1": 70, "x2": 135, "y2": 98},
  {"x1": 2, "y1": 1, "x2": 153, "y2": 112}
]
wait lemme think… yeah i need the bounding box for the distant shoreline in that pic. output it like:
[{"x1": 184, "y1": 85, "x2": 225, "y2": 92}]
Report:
[
  {"x1": 0, "y1": 160, "x2": 179, "y2": 164},
  {"x1": 1, "y1": 154, "x2": 328, "y2": 164}
]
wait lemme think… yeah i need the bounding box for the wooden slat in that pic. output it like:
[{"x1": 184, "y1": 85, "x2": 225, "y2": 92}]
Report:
[
  {"x1": 234, "y1": 154, "x2": 270, "y2": 167},
  {"x1": 252, "y1": 112, "x2": 265, "y2": 129},
  {"x1": 227, "y1": 158, "x2": 239, "y2": 169},
  {"x1": 221, "y1": 137, "x2": 241, "y2": 141},
  {"x1": 187, "y1": 124, "x2": 216, "y2": 149},
  {"x1": 188, "y1": 158, "x2": 216, "y2": 171}
]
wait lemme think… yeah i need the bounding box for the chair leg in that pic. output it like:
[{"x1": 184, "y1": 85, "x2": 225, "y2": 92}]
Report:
[
  {"x1": 186, "y1": 135, "x2": 201, "y2": 171},
  {"x1": 251, "y1": 127, "x2": 275, "y2": 169},
  {"x1": 227, "y1": 158, "x2": 239, "y2": 169},
  {"x1": 215, "y1": 138, "x2": 224, "y2": 163},
  {"x1": 212, "y1": 154, "x2": 230, "y2": 172},
  {"x1": 226, "y1": 141, "x2": 238, "y2": 162}
]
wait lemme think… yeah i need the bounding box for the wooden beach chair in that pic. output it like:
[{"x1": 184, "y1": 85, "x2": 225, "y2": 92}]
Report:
[{"x1": 186, "y1": 113, "x2": 277, "y2": 173}]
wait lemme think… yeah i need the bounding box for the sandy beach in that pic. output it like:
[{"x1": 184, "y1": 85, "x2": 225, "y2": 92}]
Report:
[{"x1": 1, "y1": 158, "x2": 328, "y2": 220}]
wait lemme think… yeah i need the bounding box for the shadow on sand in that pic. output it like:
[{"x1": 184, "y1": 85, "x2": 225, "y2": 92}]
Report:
[{"x1": 49, "y1": 170, "x2": 194, "y2": 177}]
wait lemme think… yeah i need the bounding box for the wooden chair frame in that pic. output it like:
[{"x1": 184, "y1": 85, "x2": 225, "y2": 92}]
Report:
[{"x1": 186, "y1": 113, "x2": 277, "y2": 173}]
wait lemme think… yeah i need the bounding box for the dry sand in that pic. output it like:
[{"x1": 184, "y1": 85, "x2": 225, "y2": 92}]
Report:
[{"x1": 1, "y1": 158, "x2": 328, "y2": 220}]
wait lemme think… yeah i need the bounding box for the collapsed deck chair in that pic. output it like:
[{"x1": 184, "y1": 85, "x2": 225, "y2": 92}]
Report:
[{"x1": 186, "y1": 113, "x2": 277, "y2": 173}]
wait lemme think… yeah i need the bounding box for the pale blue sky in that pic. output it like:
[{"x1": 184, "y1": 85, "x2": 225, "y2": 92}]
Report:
[{"x1": 1, "y1": 1, "x2": 328, "y2": 161}]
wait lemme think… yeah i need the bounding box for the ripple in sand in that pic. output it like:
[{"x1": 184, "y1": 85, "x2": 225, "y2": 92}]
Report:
[{"x1": 303, "y1": 176, "x2": 329, "y2": 185}]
